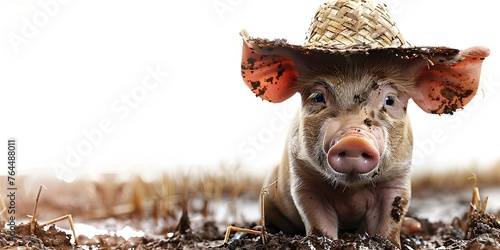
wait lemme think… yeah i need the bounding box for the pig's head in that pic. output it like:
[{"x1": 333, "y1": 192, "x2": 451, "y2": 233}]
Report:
[{"x1": 241, "y1": 37, "x2": 489, "y2": 188}]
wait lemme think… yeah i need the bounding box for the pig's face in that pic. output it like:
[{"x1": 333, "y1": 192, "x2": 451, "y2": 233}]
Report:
[{"x1": 294, "y1": 54, "x2": 414, "y2": 188}]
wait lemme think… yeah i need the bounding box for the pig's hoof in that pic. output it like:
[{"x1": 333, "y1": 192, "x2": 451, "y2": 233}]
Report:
[{"x1": 401, "y1": 217, "x2": 422, "y2": 234}]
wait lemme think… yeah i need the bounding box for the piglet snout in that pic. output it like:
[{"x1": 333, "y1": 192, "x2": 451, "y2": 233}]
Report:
[{"x1": 327, "y1": 136, "x2": 379, "y2": 174}]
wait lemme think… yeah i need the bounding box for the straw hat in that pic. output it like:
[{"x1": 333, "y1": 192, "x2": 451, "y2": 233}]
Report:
[
  {"x1": 241, "y1": 0, "x2": 458, "y2": 57},
  {"x1": 240, "y1": 0, "x2": 489, "y2": 112}
]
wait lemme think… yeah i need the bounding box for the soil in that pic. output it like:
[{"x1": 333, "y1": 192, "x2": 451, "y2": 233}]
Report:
[
  {"x1": 1, "y1": 212, "x2": 500, "y2": 249},
  {"x1": 2, "y1": 196, "x2": 500, "y2": 250},
  {"x1": 2, "y1": 173, "x2": 500, "y2": 249}
]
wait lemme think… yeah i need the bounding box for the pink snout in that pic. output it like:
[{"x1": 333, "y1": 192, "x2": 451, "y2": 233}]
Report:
[{"x1": 327, "y1": 136, "x2": 380, "y2": 174}]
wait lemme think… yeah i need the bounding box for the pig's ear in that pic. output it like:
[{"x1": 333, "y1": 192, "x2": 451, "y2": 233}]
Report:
[
  {"x1": 409, "y1": 46, "x2": 490, "y2": 114},
  {"x1": 240, "y1": 31, "x2": 299, "y2": 103}
]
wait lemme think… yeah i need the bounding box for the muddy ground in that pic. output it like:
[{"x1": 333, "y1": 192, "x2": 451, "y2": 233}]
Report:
[{"x1": 1, "y1": 173, "x2": 500, "y2": 249}]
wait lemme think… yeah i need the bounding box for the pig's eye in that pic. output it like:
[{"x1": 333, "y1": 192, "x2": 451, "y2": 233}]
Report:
[
  {"x1": 385, "y1": 95, "x2": 396, "y2": 106},
  {"x1": 312, "y1": 92, "x2": 325, "y2": 103}
]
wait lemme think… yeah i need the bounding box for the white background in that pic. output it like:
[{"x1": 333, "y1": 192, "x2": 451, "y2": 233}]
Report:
[{"x1": 1, "y1": 0, "x2": 499, "y2": 182}]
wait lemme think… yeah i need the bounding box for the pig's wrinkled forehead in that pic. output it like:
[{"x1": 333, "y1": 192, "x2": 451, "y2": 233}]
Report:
[
  {"x1": 294, "y1": 52, "x2": 414, "y2": 89},
  {"x1": 294, "y1": 51, "x2": 406, "y2": 75}
]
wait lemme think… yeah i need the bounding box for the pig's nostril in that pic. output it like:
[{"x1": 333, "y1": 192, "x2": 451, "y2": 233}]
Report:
[
  {"x1": 361, "y1": 152, "x2": 372, "y2": 158},
  {"x1": 339, "y1": 151, "x2": 346, "y2": 156}
]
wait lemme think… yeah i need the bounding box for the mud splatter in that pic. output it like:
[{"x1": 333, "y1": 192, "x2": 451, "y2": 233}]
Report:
[
  {"x1": 265, "y1": 77, "x2": 274, "y2": 84},
  {"x1": 430, "y1": 86, "x2": 475, "y2": 115},
  {"x1": 354, "y1": 94, "x2": 365, "y2": 104},
  {"x1": 276, "y1": 65, "x2": 286, "y2": 80},
  {"x1": 364, "y1": 118, "x2": 373, "y2": 127},
  {"x1": 246, "y1": 57, "x2": 256, "y2": 69},
  {"x1": 391, "y1": 196, "x2": 404, "y2": 222},
  {"x1": 249, "y1": 80, "x2": 261, "y2": 91}
]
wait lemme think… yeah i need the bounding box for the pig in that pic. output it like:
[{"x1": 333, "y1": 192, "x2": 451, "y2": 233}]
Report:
[{"x1": 239, "y1": 30, "x2": 489, "y2": 247}]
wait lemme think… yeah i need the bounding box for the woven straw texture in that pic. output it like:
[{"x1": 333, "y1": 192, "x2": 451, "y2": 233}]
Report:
[{"x1": 305, "y1": 0, "x2": 408, "y2": 49}]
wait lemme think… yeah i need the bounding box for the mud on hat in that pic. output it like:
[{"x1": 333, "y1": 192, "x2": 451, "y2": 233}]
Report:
[{"x1": 240, "y1": 0, "x2": 489, "y2": 114}]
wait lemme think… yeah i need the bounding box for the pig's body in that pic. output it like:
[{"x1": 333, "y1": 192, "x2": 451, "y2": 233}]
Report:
[
  {"x1": 262, "y1": 53, "x2": 413, "y2": 246},
  {"x1": 264, "y1": 154, "x2": 409, "y2": 238}
]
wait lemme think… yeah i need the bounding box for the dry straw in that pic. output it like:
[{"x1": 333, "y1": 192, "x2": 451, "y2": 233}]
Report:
[{"x1": 304, "y1": 0, "x2": 407, "y2": 49}]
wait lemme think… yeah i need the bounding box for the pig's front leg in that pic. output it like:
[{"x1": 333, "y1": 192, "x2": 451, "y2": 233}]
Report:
[
  {"x1": 292, "y1": 188, "x2": 339, "y2": 238},
  {"x1": 290, "y1": 170, "x2": 339, "y2": 239},
  {"x1": 366, "y1": 186, "x2": 411, "y2": 248}
]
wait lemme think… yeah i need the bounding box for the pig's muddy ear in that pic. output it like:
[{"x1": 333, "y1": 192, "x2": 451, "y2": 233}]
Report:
[
  {"x1": 240, "y1": 30, "x2": 299, "y2": 103},
  {"x1": 409, "y1": 46, "x2": 490, "y2": 114}
]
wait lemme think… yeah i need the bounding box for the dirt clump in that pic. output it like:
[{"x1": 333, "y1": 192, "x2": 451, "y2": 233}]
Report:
[{"x1": 0, "y1": 223, "x2": 73, "y2": 250}]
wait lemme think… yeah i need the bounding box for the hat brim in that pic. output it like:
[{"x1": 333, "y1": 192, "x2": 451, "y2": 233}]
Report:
[
  {"x1": 242, "y1": 30, "x2": 460, "y2": 59},
  {"x1": 241, "y1": 30, "x2": 461, "y2": 103}
]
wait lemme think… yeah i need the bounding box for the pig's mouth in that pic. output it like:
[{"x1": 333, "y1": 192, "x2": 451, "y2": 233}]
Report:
[{"x1": 325, "y1": 130, "x2": 382, "y2": 181}]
